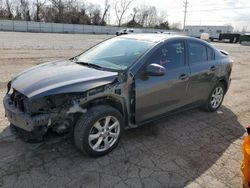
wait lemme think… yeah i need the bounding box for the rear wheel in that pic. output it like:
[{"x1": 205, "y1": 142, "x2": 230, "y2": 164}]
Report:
[
  {"x1": 205, "y1": 82, "x2": 225, "y2": 112},
  {"x1": 74, "y1": 105, "x2": 123, "y2": 157}
]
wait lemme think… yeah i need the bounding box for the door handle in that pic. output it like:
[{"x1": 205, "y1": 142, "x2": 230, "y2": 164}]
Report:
[
  {"x1": 179, "y1": 74, "x2": 189, "y2": 80},
  {"x1": 210, "y1": 66, "x2": 216, "y2": 71}
]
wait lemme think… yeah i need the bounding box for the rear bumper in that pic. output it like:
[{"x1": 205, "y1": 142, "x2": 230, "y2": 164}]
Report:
[{"x1": 3, "y1": 95, "x2": 50, "y2": 132}]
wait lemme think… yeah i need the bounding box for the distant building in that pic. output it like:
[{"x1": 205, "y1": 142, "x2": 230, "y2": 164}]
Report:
[{"x1": 184, "y1": 25, "x2": 233, "y2": 40}]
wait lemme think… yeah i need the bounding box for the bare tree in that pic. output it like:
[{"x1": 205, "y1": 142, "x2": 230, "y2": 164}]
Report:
[
  {"x1": 131, "y1": 7, "x2": 138, "y2": 22},
  {"x1": 20, "y1": 0, "x2": 31, "y2": 21},
  {"x1": 92, "y1": 8, "x2": 101, "y2": 25},
  {"x1": 100, "y1": 0, "x2": 110, "y2": 25},
  {"x1": 1, "y1": 0, "x2": 170, "y2": 28},
  {"x1": 86, "y1": 2, "x2": 102, "y2": 25},
  {"x1": 63, "y1": 0, "x2": 80, "y2": 24},
  {"x1": 114, "y1": 0, "x2": 134, "y2": 27},
  {"x1": 157, "y1": 10, "x2": 167, "y2": 25},
  {"x1": 146, "y1": 6, "x2": 157, "y2": 27},
  {"x1": 125, "y1": 7, "x2": 141, "y2": 27},
  {"x1": 5, "y1": 0, "x2": 13, "y2": 19},
  {"x1": 40, "y1": 5, "x2": 54, "y2": 22},
  {"x1": 78, "y1": 3, "x2": 91, "y2": 25},
  {"x1": 170, "y1": 22, "x2": 181, "y2": 30},
  {"x1": 14, "y1": 1, "x2": 21, "y2": 19},
  {"x1": 34, "y1": 0, "x2": 46, "y2": 21},
  {"x1": 50, "y1": 0, "x2": 67, "y2": 23},
  {"x1": 0, "y1": 0, "x2": 6, "y2": 17},
  {"x1": 136, "y1": 5, "x2": 156, "y2": 27},
  {"x1": 135, "y1": 5, "x2": 148, "y2": 26}
]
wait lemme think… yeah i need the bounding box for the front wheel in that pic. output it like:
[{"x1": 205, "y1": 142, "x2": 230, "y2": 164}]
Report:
[
  {"x1": 205, "y1": 83, "x2": 225, "y2": 112},
  {"x1": 74, "y1": 105, "x2": 123, "y2": 157}
]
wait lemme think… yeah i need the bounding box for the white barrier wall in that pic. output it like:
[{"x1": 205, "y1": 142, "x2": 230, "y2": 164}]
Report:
[{"x1": 0, "y1": 20, "x2": 173, "y2": 35}]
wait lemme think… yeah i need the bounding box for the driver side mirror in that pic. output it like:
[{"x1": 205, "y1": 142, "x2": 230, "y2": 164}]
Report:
[{"x1": 145, "y1": 63, "x2": 166, "y2": 76}]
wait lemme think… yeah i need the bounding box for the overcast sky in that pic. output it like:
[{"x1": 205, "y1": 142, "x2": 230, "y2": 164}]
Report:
[{"x1": 90, "y1": 0, "x2": 250, "y2": 31}]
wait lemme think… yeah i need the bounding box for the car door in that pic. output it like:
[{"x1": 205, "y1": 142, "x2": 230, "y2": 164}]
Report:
[
  {"x1": 134, "y1": 40, "x2": 190, "y2": 123},
  {"x1": 187, "y1": 40, "x2": 218, "y2": 103}
]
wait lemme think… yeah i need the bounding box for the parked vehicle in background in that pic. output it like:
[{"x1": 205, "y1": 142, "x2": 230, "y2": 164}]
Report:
[
  {"x1": 200, "y1": 33, "x2": 210, "y2": 41},
  {"x1": 240, "y1": 33, "x2": 250, "y2": 44},
  {"x1": 162, "y1": 31, "x2": 178, "y2": 35},
  {"x1": 219, "y1": 33, "x2": 241, "y2": 43},
  {"x1": 185, "y1": 25, "x2": 233, "y2": 41},
  {"x1": 3, "y1": 34, "x2": 233, "y2": 156},
  {"x1": 116, "y1": 28, "x2": 142, "y2": 36}
]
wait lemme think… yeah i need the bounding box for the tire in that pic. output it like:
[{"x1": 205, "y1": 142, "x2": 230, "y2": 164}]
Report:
[
  {"x1": 74, "y1": 105, "x2": 124, "y2": 157},
  {"x1": 205, "y1": 82, "x2": 225, "y2": 112}
]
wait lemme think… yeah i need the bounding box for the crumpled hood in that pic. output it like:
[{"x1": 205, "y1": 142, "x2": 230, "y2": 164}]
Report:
[{"x1": 11, "y1": 60, "x2": 118, "y2": 99}]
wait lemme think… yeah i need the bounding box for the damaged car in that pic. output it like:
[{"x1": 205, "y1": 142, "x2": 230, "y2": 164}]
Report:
[{"x1": 3, "y1": 34, "x2": 233, "y2": 156}]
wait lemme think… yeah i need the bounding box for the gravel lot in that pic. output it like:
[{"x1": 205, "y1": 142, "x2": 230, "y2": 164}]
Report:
[{"x1": 0, "y1": 32, "x2": 250, "y2": 188}]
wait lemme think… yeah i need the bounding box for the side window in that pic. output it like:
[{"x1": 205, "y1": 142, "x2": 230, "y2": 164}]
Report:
[
  {"x1": 147, "y1": 41, "x2": 185, "y2": 70},
  {"x1": 188, "y1": 42, "x2": 207, "y2": 64},
  {"x1": 207, "y1": 47, "x2": 214, "y2": 61}
]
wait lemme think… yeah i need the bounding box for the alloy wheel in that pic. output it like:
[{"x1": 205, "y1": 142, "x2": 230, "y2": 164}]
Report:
[
  {"x1": 88, "y1": 116, "x2": 120, "y2": 152},
  {"x1": 210, "y1": 86, "x2": 224, "y2": 109}
]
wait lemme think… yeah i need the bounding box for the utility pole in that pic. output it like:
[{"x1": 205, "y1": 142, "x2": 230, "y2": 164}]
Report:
[{"x1": 183, "y1": 0, "x2": 188, "y2": 31}]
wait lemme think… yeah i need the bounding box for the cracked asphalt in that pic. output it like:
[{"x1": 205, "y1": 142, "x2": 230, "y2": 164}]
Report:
[{"x1": 0, "y1": 32, "x2": 250, "y2": 188}]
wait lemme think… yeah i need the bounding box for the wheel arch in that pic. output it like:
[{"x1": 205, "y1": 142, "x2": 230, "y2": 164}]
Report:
[
  {"x1": 83, "y1": 96, "x2": 128, "y2": 128},
  {"x1": 218, "y1": 78, "x2": 229, "y2": 93}
]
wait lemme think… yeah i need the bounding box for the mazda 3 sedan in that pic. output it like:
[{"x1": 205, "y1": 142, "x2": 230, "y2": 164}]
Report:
[{"x1": 3, "y1": 34, "x2": 233, "y2": 156}]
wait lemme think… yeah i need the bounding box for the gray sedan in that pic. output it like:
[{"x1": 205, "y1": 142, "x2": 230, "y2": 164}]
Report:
[{"x1": 3, "y1": 34, "x2": 233, "y2": 156}]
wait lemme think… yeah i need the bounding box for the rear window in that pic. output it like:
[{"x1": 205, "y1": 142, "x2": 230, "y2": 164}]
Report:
[{"x1": 189, "y1": 42, "x2": 207, "y2": 63}]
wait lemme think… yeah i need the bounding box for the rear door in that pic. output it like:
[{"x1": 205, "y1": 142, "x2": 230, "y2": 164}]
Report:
[
  {"x1": 187, "y1": 40, "x2": 218, "y2": 103},
  {"x1": 134, "y1": 40, "x2": 190, "y2": 123}
]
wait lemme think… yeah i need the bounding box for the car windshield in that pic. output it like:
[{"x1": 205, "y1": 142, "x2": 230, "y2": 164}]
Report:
[{"x1": 76, "y1": 38, "x2": 155, "y2": 70}]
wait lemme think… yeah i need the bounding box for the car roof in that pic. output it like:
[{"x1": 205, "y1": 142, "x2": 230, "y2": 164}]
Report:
[
  {"x1": 117, "y1": 33, "x2": 208, "y2": 44},
  {"x1": 117, "y1": 33, "x2": 188, "y2": 43}
]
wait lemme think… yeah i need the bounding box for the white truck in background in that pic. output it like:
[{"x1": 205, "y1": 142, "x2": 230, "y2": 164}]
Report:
[{"x1": 184, "y1": 25, "x2": 233, "y2": 41}]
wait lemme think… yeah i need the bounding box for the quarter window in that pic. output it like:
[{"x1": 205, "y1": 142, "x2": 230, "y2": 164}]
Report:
[
  {"x1": 188, "y1": 42, "x2": 207, "y2": 64},
  {"x1": 147, "y1": 41, "x2": 185, "y2": 70}
]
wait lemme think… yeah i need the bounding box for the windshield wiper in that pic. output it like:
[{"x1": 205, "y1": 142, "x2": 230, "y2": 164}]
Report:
[{"x1": 75, "y1": 61, "x2": 103, "y2": 70}]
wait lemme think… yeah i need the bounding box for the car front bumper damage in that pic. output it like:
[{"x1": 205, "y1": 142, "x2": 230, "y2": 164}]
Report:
[{"x1": 3, "y1": 95, "x2": 50, "y2": 132}]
